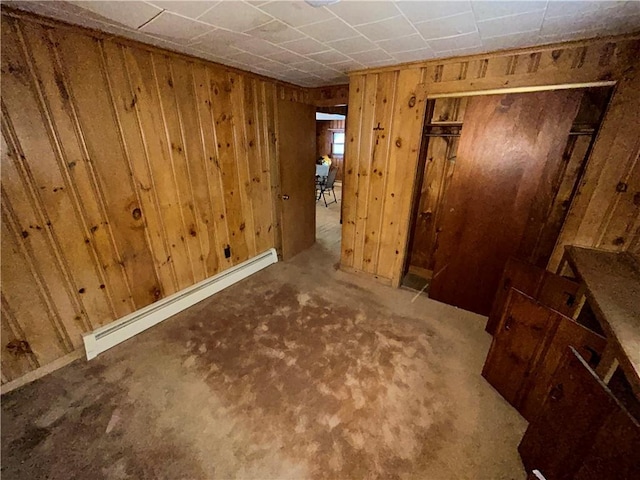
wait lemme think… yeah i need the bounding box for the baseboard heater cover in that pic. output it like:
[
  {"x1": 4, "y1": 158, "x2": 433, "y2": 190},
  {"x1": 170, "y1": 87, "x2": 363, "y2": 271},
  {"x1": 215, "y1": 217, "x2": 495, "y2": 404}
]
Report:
[{"x1": 83, "y1": 248, "x2": 278, "y2": 360}]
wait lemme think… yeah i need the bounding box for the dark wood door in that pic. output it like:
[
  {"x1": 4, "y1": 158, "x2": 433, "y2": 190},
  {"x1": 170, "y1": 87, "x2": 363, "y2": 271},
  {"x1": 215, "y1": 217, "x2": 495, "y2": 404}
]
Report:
[
  {"x1": 429, "y1": 90, "x2": 582, "y2": 315},
  {"x1": 277, "y1": 99, "x2": 316, "y2": 260}
]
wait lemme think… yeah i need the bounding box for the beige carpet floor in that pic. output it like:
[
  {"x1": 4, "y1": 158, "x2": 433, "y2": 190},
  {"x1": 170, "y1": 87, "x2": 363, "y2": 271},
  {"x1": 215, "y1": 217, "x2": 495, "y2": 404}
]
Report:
[{"x1": 1, "y1": 189, "x2": 526, "y2": 479}]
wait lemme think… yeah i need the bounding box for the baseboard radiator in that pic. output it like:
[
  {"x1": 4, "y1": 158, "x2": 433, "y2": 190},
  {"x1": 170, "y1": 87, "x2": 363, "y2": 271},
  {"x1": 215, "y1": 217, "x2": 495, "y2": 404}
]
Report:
[{"x1": 83, "y1": 248, "x2": 278, "y2": 360}]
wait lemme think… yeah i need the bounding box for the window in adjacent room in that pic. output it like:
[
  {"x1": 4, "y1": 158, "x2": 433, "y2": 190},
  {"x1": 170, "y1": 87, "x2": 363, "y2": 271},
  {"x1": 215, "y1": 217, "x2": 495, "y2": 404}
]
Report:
[{"x1": 332, "y1": 131, "x2": 345, "y2": 156}]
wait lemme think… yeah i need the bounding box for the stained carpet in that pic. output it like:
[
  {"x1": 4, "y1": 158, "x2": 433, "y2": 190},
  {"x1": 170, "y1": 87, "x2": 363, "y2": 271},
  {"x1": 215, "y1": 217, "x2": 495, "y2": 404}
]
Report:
[{"x1": 1, "y1": 201, "x2": 526, "y2": 479}]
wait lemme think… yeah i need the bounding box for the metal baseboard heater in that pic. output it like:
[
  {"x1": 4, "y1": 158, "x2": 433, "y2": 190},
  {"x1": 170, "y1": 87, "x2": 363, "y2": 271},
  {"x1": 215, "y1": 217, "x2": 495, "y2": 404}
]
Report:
[{"x1": 83, "y1": 248, "x2": 278, "y2": 360}]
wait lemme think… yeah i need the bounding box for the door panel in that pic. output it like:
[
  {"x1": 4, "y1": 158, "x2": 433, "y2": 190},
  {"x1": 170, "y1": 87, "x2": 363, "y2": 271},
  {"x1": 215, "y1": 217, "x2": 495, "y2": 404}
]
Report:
[
  {"x1": 520, "y1": 316, "x2": 606, "y2": 421},
  {"x1": 277, "y1": 99, "x2": 316, "y2": 260},
  {"x1": 429, "y1": 90, "x2": 582, "y2": 315},
  {"x1": 518, "y1": 348, "x2": 617, "y2": 479},
  {"x1": 486, "y1": 257, "x2": 546, "y2": 334},
  {"x1": 482, "y1": 290, "x2": 555, "y2": 408}
]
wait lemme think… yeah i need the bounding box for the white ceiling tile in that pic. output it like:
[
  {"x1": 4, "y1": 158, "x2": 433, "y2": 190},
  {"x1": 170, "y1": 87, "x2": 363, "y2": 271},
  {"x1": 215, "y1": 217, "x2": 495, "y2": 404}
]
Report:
[
  {"x1": 190, "y1": 29, "x2": 250, "y2": 56},
  {"x1": 328, "y1": 1, "x2": 401, "y2": 26},
  {"x1": 396, "y1": 1, "x2": 473, "y2": 23},
  {"x1": 540, "y1": 12, "x2": 608, "y2": 36},
  {"x1": 299, "y1": 17, "x2": 360, "y2": 42},
  {"x1": 328, "y1": 59, "x2": 366, "y2": 72},
  {"x1": 9, "y1": 0, "x2": 640, "y2": 88},
  {"x1": 149, "y1": 1, "x2": 218, "y2": 19},
  {"x1": 234, "y1": 36, "x2": 287, "y2": 56},
  {"x1": 544, "y1": 1, "x2": 613, "y2": 19},
  {"x1": 471, "y1": 1, "x2": 546, "y2": 21},
  {"x1": 245, "y1": 20, "x2": 305, "y2": 44},
  {"x1": 415, "y1": 11, "x2": 477, "y2": 40},
  {"x1": 308, "y1": 49, "x2": 351, "y2": 64},
  {"x1": 377, "y1": 33, "x2": 428, "y2": 53},
  {"x1": 481, "y1": 31, "x2": 541, "y2": 51},
  {"x1": 197, "y1": 1, "x2": 271, "y2": 32},
  {"x1": 392, "y1": 47, "x2": 437, "y2": 63},
  {"x1": 428, "y1": 31, "x2": 482, "y2": 53},
  {"x1": 325, "y1": 35, "x2": 378, "y2": 55},
  {"x1": 295, "y1": 59, "x2": 330, "y2": 73},
  {"x1": 68, "y1": 0, "x2": 163, "y2": 29},
  {"x1": 356, "y1": 16, "x2": 415, "y2": 41},
  {"x1": 258, "y1": 1, "x2": 334, "y2": 27},
  {"x1": 139, "y1": 11, "x2": 215, "y2": 43},
  {"x1": 349, "y1": 48, "x2": 393, "y2": 63},
  {"x1": 264, "y1": 50, "x2": 309, "y2": 65},
  {"x1": 279, "y1": 36, "x2": 330, "y2": 55},
  {"x1": 477, "y1": 10, "x2": 544, "y2": 39}
]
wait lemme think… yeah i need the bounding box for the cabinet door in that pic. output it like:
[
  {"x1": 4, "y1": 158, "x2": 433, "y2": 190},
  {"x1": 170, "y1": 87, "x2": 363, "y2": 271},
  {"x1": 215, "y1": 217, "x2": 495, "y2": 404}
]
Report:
[
  {"x1": 519, "y1": 348, "x2": 616, "y2": 479},
  {"x1": 482, "y1": 290, "x2": 556, "y2": 409},
  {"x1": 486, "y1": 257, "x2": 546, "y2": 335},
  {"x1": 520, "y1": 316, "x2": 606, "y2": 421},
  {"x1": 574, "y1": 407, "x2": 640, "y2": 480},
  {"x1": 537, "y1": 271, "x2": 581, "y2": 318}
]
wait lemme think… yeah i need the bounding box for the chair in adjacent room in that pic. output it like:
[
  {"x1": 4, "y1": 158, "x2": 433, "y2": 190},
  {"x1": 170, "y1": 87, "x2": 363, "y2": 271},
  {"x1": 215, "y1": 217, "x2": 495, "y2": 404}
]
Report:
[{"x1": 319, "y1": 166, "x2": 338, "y2": 207}]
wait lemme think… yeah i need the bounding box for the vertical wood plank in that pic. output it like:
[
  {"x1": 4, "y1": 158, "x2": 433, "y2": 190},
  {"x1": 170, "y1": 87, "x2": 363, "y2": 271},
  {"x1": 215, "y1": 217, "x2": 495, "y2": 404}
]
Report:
[
  {"x1": 152, "y1": 53, "x2": 207, "y2": 282},
  {"x1": 100, "y1": 40, "x2": 177, "y2": 297},
  {"x1": 122, "y1": 46, "x2": 194, "y2": 290},
  {"x1": 53, "y1": 29, "x2": 160, "y2": 308},
  {"x1": 19, "y1": 21, "x2": 134, "y2": 318},
  {"x1": 341, "y1": 74, "x2": 365, "y2": 268},
  {"x1": 208, "y1": 67, "x2": 250, "y2": 263},
  {"x1": 362, "y1": 71, "x2": 397, "y2": 273},
  {"x1": 377, "y1": 69, "x2": 426, "y2": 281}
]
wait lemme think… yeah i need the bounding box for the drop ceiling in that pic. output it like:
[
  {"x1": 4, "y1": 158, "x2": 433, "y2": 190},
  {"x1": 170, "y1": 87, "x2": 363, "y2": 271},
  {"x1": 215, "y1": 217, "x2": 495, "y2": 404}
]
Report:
[{"x1": 6, "y1": 1, "x2": 640, "y2": 87}]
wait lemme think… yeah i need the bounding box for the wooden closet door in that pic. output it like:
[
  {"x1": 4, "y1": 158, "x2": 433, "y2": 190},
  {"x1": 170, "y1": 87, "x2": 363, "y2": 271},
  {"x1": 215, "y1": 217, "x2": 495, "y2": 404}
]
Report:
[{"x1": 429, "y1": 90, "x2": 582, "y2": 315}]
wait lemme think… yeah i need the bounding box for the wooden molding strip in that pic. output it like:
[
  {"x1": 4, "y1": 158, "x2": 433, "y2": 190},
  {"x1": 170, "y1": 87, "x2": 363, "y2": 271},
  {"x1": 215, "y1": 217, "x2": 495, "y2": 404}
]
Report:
[{"x1": 1, "y1": 350, "x2": 83, "y2": 395}]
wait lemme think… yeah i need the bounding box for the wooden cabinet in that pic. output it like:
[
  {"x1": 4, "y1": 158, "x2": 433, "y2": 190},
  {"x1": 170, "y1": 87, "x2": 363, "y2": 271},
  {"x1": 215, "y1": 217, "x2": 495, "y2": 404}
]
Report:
[
  {"x1": 519, "y1": 348, "x2": 640, "y2": 480},
  {"x1": 482, "y1": 288, "x2": 605, "y2": 421},
  {"x1": 486, "y1": 257, "x2": 582, "y2": 335},
  {"x1": 484, "y1": 252, "x2": 640, "y2": 479}
]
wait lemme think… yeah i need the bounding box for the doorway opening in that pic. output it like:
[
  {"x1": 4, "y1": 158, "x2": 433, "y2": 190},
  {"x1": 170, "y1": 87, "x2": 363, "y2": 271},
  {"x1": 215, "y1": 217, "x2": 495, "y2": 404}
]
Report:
[
  {"x1": 401, "y1": 86, "x2": 613, "y2": 314},
  {"x1": 315, "y1": 108, "x2": 346, "y2": 258}
]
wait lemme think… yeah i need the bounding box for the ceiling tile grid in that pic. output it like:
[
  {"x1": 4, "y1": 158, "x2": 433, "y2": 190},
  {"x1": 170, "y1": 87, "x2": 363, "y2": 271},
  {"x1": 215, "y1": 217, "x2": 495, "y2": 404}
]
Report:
[{"x1": 5, "y1": 0, "x2": 640, "y2": 87}]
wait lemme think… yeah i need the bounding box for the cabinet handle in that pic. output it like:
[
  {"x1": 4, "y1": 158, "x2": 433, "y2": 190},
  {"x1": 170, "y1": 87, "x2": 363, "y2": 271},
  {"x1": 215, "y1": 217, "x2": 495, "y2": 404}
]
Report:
[
  {"x1": 549, "y1": 383, "x2": 564, "y2": 402},
  {"x1": 504, "y1": 315, "x2": 514, "y2": 331}
]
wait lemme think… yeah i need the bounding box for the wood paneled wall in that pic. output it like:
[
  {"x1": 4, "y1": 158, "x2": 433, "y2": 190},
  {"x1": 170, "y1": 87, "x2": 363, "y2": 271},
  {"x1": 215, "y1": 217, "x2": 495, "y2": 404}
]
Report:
[
  {"x1": 0, "y1": 10, "x2": 310, "y2": 385},
  {"x1": 316, "y1": 119, "x2": 345, "y2": 180},
  {"x1": 341, "y1": 35, "x2": 640, "y2": 286}
]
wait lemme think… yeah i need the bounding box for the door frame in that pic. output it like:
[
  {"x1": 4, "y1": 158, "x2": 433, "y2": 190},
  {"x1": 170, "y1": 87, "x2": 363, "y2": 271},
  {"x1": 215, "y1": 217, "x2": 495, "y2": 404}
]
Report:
[{"x1": 398, "y1": 80, "x2": 617, "y2": 287}]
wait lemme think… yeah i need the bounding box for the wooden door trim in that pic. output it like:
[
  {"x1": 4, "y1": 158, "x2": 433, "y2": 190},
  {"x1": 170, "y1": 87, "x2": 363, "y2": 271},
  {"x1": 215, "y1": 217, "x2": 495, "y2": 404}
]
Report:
[{"x1": 426, "y1": 80, "x2": 617, "y2": 99}]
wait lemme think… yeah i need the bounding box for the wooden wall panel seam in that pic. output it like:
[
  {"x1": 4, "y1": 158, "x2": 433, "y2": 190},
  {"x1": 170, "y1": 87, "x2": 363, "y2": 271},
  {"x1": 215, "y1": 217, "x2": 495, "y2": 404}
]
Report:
[
  {"x1": 38, "y1": 27, "x2": 131, "y2": 318},
  {"x1": 0, "y1": 297, "x2": 40, "y2": 370},
  {"x1": 352, "y1": 73, "x2": 378, "y2": 272},
  {"x1": 150, "y1": 52, "x2": 198, "y2": 285},
  {"x1": 5, "y1": 22, "x2": 117, "y2": 332},
  {"x1": 1, "y1": 200, "x2": 74, "y2": 352},
  {"x1": 188, "y1": 61, "x2": 223, "y2": 274},
  {"x1": 167, "y1": 59, "x2": 211, "y2": 279},
  {"x1": 1, "y1": 111, "x2": 88, "y2": 346},
  {"x1": 39, "y1": 28, "x2": 136, "y2": 316},
  {"x1": 229, "y1": 73, "x2": 258, "y2": 259},
  {"x1": 372, "y1": 71, "x2": 399, "y2": 273},
  {"x1": 119, "y1": 43, "x2": 180, "y2": 292},
  {"x1": 98, "y1": 41, "x2": 169, "y2": 302}
]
